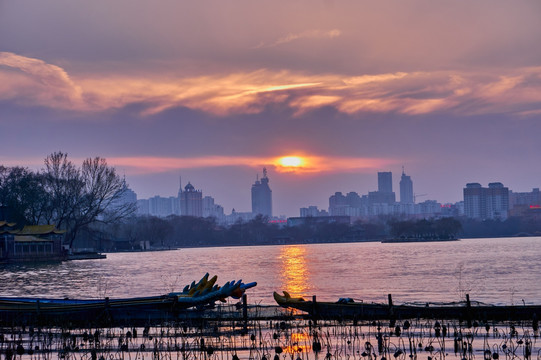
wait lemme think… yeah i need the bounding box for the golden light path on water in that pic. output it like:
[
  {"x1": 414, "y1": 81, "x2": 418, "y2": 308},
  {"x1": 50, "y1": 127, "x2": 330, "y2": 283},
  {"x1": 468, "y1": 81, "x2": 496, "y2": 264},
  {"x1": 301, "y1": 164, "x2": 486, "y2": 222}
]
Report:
[{"x1": 278, "y1": 245, "x2": 310, "y2": 297}]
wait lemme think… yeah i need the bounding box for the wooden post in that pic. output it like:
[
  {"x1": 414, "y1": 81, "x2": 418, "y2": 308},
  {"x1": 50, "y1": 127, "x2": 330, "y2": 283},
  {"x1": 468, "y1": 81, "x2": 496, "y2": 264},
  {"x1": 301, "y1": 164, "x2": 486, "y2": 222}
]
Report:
[
  {"x1": 242, "y1": 294, "x2": 248, "y2": 331},
  {"x1": 312, "y1": 295, "x2": 318, "y2": 325},
  {"x1": 466, "y1": 294, "x2": 472, "y2": 327},
  {"x1": 388, "y1": 294, "x2": 395, "y2": 325},
  {"x1": 242, "y1": 294, "x2": 248, "y2": 320}
]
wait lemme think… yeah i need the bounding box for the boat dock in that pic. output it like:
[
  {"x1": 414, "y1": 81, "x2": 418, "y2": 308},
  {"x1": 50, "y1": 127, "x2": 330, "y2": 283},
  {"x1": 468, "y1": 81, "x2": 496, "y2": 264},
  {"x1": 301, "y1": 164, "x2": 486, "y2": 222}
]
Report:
[{"x1": 0, "y1": 303, "x2": 539, "y2": 360}]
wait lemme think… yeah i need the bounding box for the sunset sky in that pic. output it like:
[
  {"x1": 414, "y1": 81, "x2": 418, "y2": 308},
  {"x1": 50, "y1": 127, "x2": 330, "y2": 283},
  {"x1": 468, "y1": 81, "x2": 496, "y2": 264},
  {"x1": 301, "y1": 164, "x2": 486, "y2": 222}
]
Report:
[{"x1": 1, "y1": 1, "x2": 541, "y2": 217}]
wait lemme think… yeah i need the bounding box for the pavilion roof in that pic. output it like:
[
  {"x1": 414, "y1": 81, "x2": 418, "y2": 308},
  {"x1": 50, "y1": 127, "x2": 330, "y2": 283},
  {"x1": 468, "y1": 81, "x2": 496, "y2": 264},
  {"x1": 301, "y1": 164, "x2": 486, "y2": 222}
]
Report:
[
  {"x1": 0, "y1": 221, "x2": 16, "y2": 228},
  {"x1": 16, "y1": 225, "x2": 66, "y2": 235}
]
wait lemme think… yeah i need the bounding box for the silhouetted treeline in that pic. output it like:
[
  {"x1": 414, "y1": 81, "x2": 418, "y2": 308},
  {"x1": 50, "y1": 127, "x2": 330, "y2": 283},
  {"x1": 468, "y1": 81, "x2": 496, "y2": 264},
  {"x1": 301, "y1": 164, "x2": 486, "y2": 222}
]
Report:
[
  {"x1": 97, "y1": 215, "x2": 387, "y2": 250},
  {"x1": 389, "y1": 216, "x2": 541, "y2": 240},
  {"x1": 95, "y1": 214, "x2": 541, "y2": 251},
  {"x1": 460, "y1": 217, "x2": 541, "y2": 238},
  {"x1": 389, "y1": 218, "x2": 462, "y2": 240}
]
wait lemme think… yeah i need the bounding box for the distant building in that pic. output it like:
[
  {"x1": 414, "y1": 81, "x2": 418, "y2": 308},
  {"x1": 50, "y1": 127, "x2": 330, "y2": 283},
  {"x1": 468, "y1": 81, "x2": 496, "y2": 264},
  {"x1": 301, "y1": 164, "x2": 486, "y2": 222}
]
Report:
[
  {"x1": 416, "y1": 200, "x2": 442, "y2": 217},
  {"x1": 368, "y1": 191, "x2": 396, "y2": 206},
  {"x1": 203, "y1": 196, "x2": 225, "y2": 222},
  {"x1": 464, "y1": 182, "x2": 509, "y2": 220},
  {"x1": 225, "y1": 209, "x2": 255, "y2": 225},
  {"x1": 106, "y1": 186, "x2": 138, "y2": 217},
  {"x1": 180, "y1": 182, "x2": 203, "y2": 217},
  {"x1": 300, "y1": 206, "x2": 328, "y2": 217},
  {"x1": 378, "y1": 171, "x2": 393, "y2": 193},
  {"x1": 329, "y1": 191, "x2": 369, "y2": 216},
  {"x1": 399, "y1": 169, "x2": 414, "y2": 204},
  {"x1": 346, "y1": 192, "x2": 363, "y2": 208},
  {"x1": 136, "y1": 179, "x2": 227, "y2": 220},
  {"x1": 440, "y1": 202, "x2": 462, "y2": 217},
  {"x1": 508, "y1": 188, "x2": 541, "y2": 219},
  {"x1": 328, "y1": 192, "x2": 347, "y2": 216},
  {"x1": 325, "y1": 171, "x2": 455, "y2": 219},
  {"x1": 149, "y1": 196, "x2": 173, "y2": 217},
  {"x1": 137, "y1": 199, "x2": 150, "y2": 215},
  {"x1": 510, "y1": 188, "x2": 541, "y2": 208},
  {"x1": 368, "y1": 172, "x2": 396, "y2": 206},
  {"x1": 251, "y1": 168, "x2": 272, "y2": 217}
]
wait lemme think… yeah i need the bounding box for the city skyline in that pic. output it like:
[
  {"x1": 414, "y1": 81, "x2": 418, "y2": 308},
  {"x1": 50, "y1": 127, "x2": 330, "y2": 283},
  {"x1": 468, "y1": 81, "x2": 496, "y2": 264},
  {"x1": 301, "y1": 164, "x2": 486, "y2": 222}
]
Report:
[
  {"x1": 132, "y1": 168, "x2": 538, "y2": 219},
  {"x1": 2, "y1": 1, "x2": 541, "y2": 217}
]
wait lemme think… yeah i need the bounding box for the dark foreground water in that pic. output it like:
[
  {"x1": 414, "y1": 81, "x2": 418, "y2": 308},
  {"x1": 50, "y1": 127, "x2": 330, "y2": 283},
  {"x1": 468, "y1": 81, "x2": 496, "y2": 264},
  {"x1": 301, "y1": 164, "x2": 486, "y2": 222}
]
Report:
[{"x1": 1, "y1": 237, "x2": 540, "y2": 305}]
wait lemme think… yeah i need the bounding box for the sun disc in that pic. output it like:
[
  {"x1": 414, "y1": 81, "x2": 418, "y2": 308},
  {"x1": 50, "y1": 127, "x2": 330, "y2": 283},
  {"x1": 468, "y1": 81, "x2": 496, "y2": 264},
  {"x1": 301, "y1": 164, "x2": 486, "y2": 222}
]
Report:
[{"x1": 279, "y1": 156, "x2": 303, "y2": 167}]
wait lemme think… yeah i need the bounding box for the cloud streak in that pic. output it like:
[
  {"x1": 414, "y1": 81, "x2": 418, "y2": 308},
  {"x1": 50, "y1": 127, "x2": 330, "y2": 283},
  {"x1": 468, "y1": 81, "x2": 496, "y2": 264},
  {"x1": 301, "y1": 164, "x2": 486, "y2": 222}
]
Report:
[
  {"x1": 253, "y1": 29, "x2": 341, "y2": 49},
  {"x1": 0, "y1": 52, "x2": 84, "y2": 110},
  {"x1": 2, "y1": 52, "x2": 541, "y2": 119},
  {"x1": 107, "y1": 155, "x2": 397, "y2": 176}
]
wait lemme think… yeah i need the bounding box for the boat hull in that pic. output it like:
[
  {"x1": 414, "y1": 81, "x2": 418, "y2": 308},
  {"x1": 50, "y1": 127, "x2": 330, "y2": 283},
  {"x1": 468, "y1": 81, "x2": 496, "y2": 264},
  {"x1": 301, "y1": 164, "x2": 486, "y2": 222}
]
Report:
[
  {"x1": 0, "y1": 274, "x2": 257, "y2": 326},
  {"x1": 274, "y1": 292, "x2": 541, "y2": 321},
  {"x1": 0, "y1": 295, "x2": 193, "y2": 326}
]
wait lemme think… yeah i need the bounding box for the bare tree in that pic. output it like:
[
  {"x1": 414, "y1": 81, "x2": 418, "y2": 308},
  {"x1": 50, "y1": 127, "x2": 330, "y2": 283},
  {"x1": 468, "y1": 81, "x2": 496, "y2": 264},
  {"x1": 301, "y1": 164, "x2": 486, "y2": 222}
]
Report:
[
  {"x1": 42, "y1": 152, "x2": 85, "y2": 233},
  {"x1": 41, "y1": 152, "x2": 136, "y2": 247}
]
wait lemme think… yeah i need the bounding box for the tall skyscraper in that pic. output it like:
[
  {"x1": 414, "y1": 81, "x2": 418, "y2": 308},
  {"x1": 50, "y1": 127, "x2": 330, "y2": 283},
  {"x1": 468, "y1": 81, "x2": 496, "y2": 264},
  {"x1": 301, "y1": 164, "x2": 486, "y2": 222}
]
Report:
[
  {"x1": 370, "y1": 171, "x2": 395, "y2": 205},
  {"x1": 251, "y1": 168, "x2": 272, "y2": 217},
  {"x1": 399, "y1": 169, "x2": 414, "y2": 204},
  {"x1": 180, "y1": 182, "x2": 203, "y2": 217},
  {"x1": 378, "y1": 172, "x2": 393, "y2": 193}
]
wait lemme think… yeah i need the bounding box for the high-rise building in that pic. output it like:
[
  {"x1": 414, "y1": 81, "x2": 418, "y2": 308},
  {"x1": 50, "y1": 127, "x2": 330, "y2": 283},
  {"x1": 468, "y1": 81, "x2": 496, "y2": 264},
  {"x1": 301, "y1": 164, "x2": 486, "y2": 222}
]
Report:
[
  {"x1": 487, "y1": 182, "x2": 509, "y2": 219},
  {"x1": 203, "y1": 196, "x2": 225, "y2": 221},
  {"x1": 180, "y1": 182, "x2": 203, "y2": 217},
  {"x1": 251, "y1": 168, "x2": 272, "y2": 217},
  {"x1": 510, "y1": 188, "x2": 541, "y2": 208},
  {"x1": 369, "y1": 172, "x2": 395, "y2": 205},
  {"x1": 329, "y1": 192, "x2": 347, "y2": 216},
  {"x1": 464, "y1": 183, "x2": 483, "y2": 218},
  {"x1": 378, "y1": 172, "x2": 393, "y2": 193},
  {"x1": 147, "y1": 195, "x2": 178, "y2": 217},
  {"x1": 399, "y1": 169, "x2": 414, "y2": 204},
  {"x1": 464, "y1": 182, "x2": 509, "y2": 220}
]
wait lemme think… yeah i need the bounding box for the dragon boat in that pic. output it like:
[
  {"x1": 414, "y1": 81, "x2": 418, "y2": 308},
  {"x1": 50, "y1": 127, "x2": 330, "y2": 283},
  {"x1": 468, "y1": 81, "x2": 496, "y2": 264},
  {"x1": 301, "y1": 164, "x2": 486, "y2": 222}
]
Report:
[
  {"x1": 0, "y1": 274, "x2": 256, "y2": 326},
  {"x1": 274, "y1": 291, "x2": 541, "y2": 321}
]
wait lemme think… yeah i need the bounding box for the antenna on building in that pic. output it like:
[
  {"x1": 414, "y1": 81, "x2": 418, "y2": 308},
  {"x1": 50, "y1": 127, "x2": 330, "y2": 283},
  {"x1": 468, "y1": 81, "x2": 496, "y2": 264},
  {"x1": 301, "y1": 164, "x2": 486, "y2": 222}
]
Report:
[{"x1": 263, "y1": 167, "x2": 267, "y2": 178}]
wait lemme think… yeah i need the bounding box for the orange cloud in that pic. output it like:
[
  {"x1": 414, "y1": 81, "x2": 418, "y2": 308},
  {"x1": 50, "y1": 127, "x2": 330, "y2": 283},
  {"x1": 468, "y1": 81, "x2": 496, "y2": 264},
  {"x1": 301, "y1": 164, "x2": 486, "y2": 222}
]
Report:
[
  {"x1": 2, "y1": 52, "x2": 541, "y2": 118},
  {"x1": 1, "y1": 154, "x2": 398, "y2": 178},
  {"x1": 108, "y1": 155, "x2": 397, "y2": 176},
  {"x1": 0, "y1": 52, "x2": 84, "y2": 109}
]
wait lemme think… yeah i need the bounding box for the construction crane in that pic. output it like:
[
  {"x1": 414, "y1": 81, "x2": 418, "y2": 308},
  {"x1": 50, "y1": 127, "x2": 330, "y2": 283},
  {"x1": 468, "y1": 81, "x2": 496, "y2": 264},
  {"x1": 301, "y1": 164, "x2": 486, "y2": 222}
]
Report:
[{"x1": 414, "y1": 193, "x2": 427, "y2": 204}]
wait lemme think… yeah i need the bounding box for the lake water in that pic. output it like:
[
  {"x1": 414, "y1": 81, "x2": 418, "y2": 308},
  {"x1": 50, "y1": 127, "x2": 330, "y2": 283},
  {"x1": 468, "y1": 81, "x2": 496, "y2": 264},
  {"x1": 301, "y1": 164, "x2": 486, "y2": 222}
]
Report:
[{"x1": 1, "y1": 237, "x2": 540, "y2": 306}]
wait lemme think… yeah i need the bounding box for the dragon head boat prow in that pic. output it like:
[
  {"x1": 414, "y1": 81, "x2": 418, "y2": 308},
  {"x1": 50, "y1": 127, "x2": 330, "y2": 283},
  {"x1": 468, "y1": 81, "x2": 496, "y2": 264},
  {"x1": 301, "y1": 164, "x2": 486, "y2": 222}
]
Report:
[{"x1": 273, "y1": 291, "x2": 306, "y2": 307}]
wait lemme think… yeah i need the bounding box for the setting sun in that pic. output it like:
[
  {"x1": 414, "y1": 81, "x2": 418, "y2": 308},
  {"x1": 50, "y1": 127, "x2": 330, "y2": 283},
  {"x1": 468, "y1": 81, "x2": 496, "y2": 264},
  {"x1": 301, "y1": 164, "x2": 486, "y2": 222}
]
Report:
[{"x1": 279, "y1": 156, "x2": 304, "y2": 167}]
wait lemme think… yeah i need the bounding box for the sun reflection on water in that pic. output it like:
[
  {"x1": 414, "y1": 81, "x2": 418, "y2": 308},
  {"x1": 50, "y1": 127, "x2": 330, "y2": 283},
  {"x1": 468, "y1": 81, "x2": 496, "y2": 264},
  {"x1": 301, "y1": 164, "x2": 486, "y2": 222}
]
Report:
[
  {"x1": 279, "y1": 245, "x2": 311, "y2": 297},
  {"x1": 283, "y1": 332, "x2": 311, "y2": 353}
]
